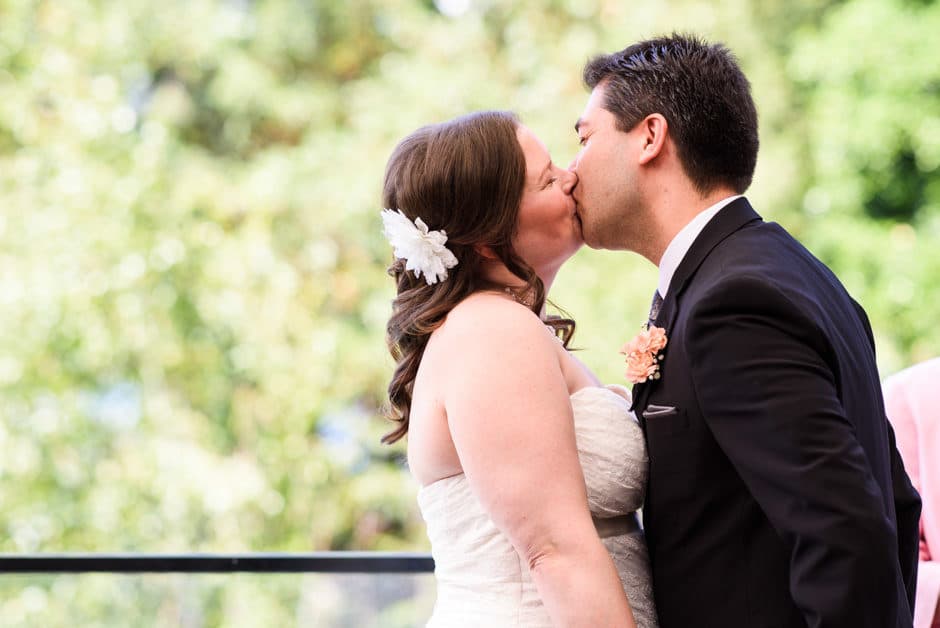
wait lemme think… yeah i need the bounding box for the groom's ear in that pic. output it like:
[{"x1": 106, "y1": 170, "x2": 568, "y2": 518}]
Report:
[{"x1": 637, "y1": 114, "x2": 668, "y2": 166}]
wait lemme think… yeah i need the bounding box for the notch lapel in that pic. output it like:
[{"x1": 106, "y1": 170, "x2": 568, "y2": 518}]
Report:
[{"x1": 630, "y1": 197, "x2": 762, "y2": 414}]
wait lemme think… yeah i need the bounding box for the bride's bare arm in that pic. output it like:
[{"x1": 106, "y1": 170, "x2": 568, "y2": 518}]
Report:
[{"x1": 438, "y1": 296, "x2": 636, "y2": 628}]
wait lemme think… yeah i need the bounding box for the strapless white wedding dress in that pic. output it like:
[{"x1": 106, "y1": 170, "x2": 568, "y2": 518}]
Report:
[{"x1": 417, "y1": 386, "x2": 658, "y2": 627}]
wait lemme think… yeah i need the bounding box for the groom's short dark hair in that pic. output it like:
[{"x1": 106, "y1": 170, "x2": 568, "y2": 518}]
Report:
[{"x1": 583, "y1": 33, "x2": 758, "y2": 195}]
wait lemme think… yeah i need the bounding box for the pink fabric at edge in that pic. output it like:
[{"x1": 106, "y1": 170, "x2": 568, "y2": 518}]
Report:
[{"x1": 884, "y1": 358, "x2": 940, "y2": 628}]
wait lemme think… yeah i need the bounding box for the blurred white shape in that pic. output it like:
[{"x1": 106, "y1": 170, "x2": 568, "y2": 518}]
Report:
[
  {"x1": 0, "y1": 273, "x2": 25, "y2": 305},
  {"x1": 802, "y1": 186, "x2": 831, "y2": 215},
  {"x1": 111, "y1": 105, "x2": 138, "y2": 133},
  {"x1": 271, "y1": 262, "x2": 299, "y2": 295},
  {"x1": 247, "y1": 155, "x2": 291, "y2": 207},
  {"x1": 83, "y1": 382, "x2": 143, "y2": 430},
  {"x1": 249, "y1": 239, "x2": 276, "y2": 275},
  {"x1": 362, "y1": 295, "x2": 390, "y2": 329},
  {"x1": 319, "y1": 404, "x2": 369, "y2": 471},
  {"x1": 435, "y1": 0, "x2": 472, "y2": 18},
  {"x1": 0, "y1": 356, "x2": 23, "y2": 385},
  {"x1": 305, "y1": 239, "x2": 339, "y2": 271},
  {"x1": 86, "y1": 270, "x2": 111, "y2": 296},
  {"x1": 564, "y1": 0, "x2": 597, "y2": 18},
  {"x1": 112, "y1": 177, "x2": 140, "y2": 206},
  {"x1": 31, "y1": 393, "x2": 62, "y2": 436},
  {"x1": 40, "y1": 48, "x2": 72, "y2": 76},
  {"x1": 53, "y1": 450, "x2": 85, "y2": 488},
  {"x1": 117, "y1": 252, "x2": 147, "y2": 284},
  {"x1": 152, "y1": 439, "x2": 271, "y2": 516},
  {"x1": 116, "y1": 292, "x2": 143, "y2": 320},
  {"x1": 91, "y1": 74, "x2": 119, "y2": 102},
  {"x1": 89, "y1": 484, "x2": 122, "y2": 532},
  {"x1": 20, "y1": 586, "x2": 48, "y2": 614},
  {"x1": 152, "y1": 282, "x2": 178, "y2": 309},
  {"x1": 914, "y1": 115, "x2": 940, "y2": 172},
  {"x1": 229, "y1": 343, "x2": 256, "y2": 371},
  {"x1": 311, "y1": 329, "x2": 337, "y2": 358},
  {"x1": 141, "y1": 120, "x2": 167, "y2": 144},
  {"x1": 215, "y1": 289, "x2": 245, "y2": 322},
  {"x1": 194, "y1": 221, "x2": 224, "y2": 247},
  {"x1": 151, "y1": 237, "x2": 186, "y2": 270},
  {"x1": 73, "y1": 101, "x2": 106, "y2": 139},
  {"x1": 8, "y1": 438, "x2": 40, "y2": 475},
  {"x1": 203, "y1": 456, "x2": 265, "y2": 514},
  {"x1": 888, "y1": 278, "x2": 915, "y2": 304},
  {"x1": 10, "y1": 519, "x2": 42, "y2": 552},
  {"x1": 54, "y1": 166, "x2": 86, "y2": 198},
  {"x1": 260, "y1": 489, "x2": 285, "y2": 516},
  {"x1": 11, "y1": 155, "x2": 40, "y2": 181}
]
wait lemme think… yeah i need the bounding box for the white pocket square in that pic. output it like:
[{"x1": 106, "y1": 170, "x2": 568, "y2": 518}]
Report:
[{"x1": 644, "y1": 404, "x2": 678, "y2": 418}]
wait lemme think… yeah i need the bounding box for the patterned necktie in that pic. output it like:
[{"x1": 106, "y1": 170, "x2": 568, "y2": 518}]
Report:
[{"x1": 648, "y1": 290, "x2": 664, "y2": 328}]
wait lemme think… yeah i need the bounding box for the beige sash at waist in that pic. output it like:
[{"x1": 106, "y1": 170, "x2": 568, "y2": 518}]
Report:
[{"x1": 592, "y1": 512, "x2": 641, "y2": 539}]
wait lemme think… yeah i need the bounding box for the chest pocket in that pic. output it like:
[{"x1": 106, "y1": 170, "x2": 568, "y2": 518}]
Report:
[{"x1": 643, "y1": 405, "x2": 706, "y2": 501}]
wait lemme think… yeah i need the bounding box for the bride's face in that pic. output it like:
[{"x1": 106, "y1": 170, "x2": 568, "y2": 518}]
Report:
[{"x1": 513, "y1": 125, "x2": 583, "y2": 275}]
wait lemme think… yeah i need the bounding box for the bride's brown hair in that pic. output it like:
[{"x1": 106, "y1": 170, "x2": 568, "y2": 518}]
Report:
[{"x1": 382, "y1": 111, "x2": 574, "y2": 444}]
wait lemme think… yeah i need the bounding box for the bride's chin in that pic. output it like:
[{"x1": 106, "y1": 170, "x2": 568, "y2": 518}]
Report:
[{"x1": 561, "y1": 241, "x2": 585, "y2": 265}]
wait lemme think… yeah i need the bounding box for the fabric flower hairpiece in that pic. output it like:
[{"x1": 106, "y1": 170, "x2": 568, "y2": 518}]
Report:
[
  {"x1": 381, "y1": 209, "x2": 458, "y2": 285},
  {"x1": 620, "y1": 324, "x2": 668, "y2": 384}
]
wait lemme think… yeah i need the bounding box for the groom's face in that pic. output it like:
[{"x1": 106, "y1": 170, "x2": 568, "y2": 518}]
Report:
[{"x1": 571, "y1": 83, "x2": 643, "y2": 250}]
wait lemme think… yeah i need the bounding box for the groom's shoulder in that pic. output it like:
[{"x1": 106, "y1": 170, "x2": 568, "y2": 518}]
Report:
[
  {"x1": 691, "y1": 220, "x2": 850, "y2": 314},
  {"x1": 709, "y1": 216, "x2": 828, "y2": 274}
]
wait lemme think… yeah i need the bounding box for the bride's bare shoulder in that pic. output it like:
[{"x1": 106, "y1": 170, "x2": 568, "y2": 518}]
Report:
[
  {"x1": 436, "y1": 292, "x2": 545, "y2": 342},
  {"x1": 419, "y1": 292, "x2": 554, "y2": 400}
]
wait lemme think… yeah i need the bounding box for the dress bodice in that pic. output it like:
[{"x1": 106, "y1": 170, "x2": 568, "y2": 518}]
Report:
[{"x1": 417, "y1": 386, "x2": 658, "y2": 627}]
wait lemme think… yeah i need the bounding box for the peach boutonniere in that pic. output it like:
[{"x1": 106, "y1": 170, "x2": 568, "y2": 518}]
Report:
[{"x1": 620, "y1": 325, "x2": 668, "y2": 384}]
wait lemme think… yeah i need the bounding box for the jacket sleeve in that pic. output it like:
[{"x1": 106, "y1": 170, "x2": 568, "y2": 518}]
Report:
[{"x1": 686, "y1": 276, "x2": 911, "y2": 628}]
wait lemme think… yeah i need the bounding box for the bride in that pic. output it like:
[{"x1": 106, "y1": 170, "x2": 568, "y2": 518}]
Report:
[{"x1": 380, "y1": 110, "x2": 658, "y2": 627}]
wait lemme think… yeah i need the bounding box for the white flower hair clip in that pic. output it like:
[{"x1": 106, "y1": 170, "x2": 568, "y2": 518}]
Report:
[{"x1": 381, "y1": 209, "x2": 459, "y2": 285}]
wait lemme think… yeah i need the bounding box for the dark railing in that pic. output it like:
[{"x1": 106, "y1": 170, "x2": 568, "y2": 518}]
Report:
[{"x1": 0, "y1": 552, "x2": 434, "y2": 574}]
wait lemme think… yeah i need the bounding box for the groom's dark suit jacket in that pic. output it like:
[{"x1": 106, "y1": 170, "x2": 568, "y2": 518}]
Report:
[{"x1": 632, "y1": 198, "x2": 921, "y2": 628}]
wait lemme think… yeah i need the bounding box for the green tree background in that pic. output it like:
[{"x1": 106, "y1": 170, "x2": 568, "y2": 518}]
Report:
[{"x1": 0, "y1": 0, "x2": 937, "y2": 624}]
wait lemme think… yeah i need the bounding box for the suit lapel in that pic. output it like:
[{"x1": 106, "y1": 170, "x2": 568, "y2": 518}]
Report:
[{"x1": 631, "y1": 198, "x2": 762, "y2": 414}]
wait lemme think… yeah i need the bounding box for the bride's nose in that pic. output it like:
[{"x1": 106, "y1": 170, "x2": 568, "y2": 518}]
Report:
[{"x1": 560, "y1": 168, "x2": 578, "y2": 195}]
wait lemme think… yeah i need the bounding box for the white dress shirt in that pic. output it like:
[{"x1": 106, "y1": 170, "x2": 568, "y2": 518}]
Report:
[{"x1": 657, "y1": 195, "x2": 743, "y2": 298}]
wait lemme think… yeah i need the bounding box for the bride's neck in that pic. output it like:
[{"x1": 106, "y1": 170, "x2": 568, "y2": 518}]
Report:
[{"x1": 479, "y1": 260, "x2": 557, "y2": 313}]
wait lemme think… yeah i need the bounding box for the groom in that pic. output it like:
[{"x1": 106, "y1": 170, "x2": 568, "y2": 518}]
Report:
[{"x1": 570, "y1": 34, "x2": 921, "y2": 627}]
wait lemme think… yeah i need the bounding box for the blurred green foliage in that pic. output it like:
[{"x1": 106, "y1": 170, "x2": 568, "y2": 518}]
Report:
[
  {"x1": 0, "y1": 0, "x2": 937, "y2": 624},
  {"x1": 1, "y1": 573, "x2": 434, "y2": 626}
]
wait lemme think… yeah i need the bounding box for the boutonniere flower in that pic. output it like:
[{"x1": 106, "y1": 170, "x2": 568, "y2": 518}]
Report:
[{"x1": 620, "y1": 325, "x2": 668, "y2": 384}]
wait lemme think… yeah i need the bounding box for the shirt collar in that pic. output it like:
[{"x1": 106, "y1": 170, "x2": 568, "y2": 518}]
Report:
[{"x1": 657, "y1": 195, "x2": 742, "y2": 298}]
